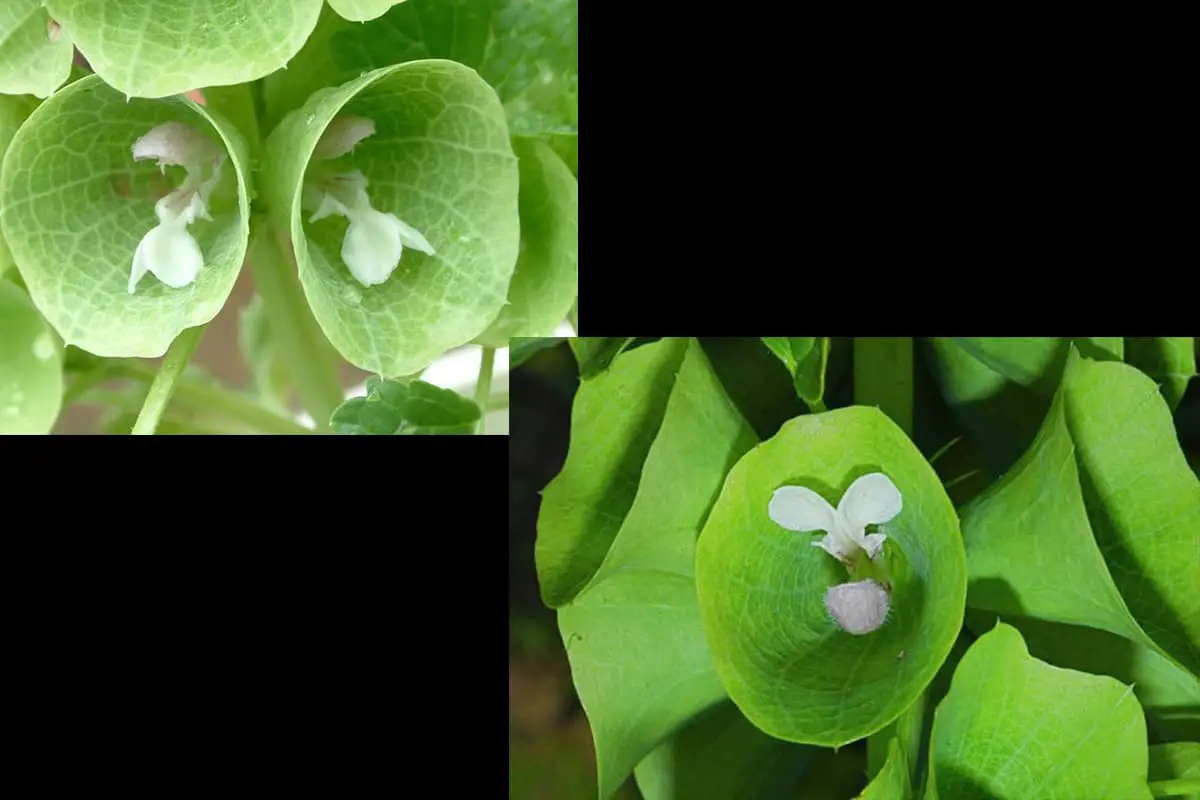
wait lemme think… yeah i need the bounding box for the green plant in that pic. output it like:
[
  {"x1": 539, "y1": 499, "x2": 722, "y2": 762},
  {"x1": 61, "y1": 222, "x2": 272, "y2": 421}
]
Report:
[
  {"x1": 1, "y1": 0, "x2": 576, "y2": 434},
  {"x1": 530, "y1": 336, "x2": 1200, "y2": 799}
]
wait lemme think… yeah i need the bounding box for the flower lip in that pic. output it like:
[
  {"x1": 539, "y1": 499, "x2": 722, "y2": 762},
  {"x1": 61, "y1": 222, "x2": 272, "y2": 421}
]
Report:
[
  {"x1": 767, "y1": 472, "x2": 902, "y2": 562},
  {"x1": 824, "y1": 578, "x2": 891, "y2": 635}
]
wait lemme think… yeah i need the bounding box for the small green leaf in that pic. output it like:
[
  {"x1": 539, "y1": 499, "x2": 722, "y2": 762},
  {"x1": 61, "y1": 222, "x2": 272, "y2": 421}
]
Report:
[
  {"x1": 1126, "y1": 337, "x2": 1196, "y2": 410},
  {"x1": 329, "y1": 376, "x2": 479, "y2": 434},
  {"x1": 45, "y1": 0, "x2": 324, "y2": 98},
  {"x1": 568, "y1": 337, "x2": 635, "y2": 380},
  {"x1": 475, "y1": 136, "x2": 576, "y2": 346},
  {"x1": 762, "y1": 336, "x2": 832, "y2": 408},
  {"x1": 536, "y1": 338, "x2": 688, "y2": 607},
  {"x1": 556, "y1": 339, "x2": 757, "y2": 798},
  {"x1": 0, "y1": 279, "x2": 62, "y2": 433},
  {"x1": 0, "y1": 2, "x2": 73, "y2": 98},
  {"x1": 326, "y1": 0, "x2": 407, "y2": 22},
  {"x1": 960, "y1": 348, "x2": 1200, "y2": 678},
  {"x1": 1149, "y1": 743, "x2": 1200, "y2": 800},
  {"x1": 633, "y1": 701, "x2": 817, "y2": 800},
  {"x1": 695, "y1": 405, "x2": 967, "y2": 746},
  {"x1": 929, "y1": 622, "x2": 1151, "y2": 800},
  {"x1": 0, "y1": 75, "x2": 253, "y2": 358},
  {"x1": 260, "y1": 60, "x2": 519, "y2": 377}
]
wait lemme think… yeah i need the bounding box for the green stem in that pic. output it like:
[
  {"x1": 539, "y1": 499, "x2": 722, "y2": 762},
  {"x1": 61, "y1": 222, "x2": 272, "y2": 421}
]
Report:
[
  {"x1": 474, "y1": 346, "x2": 496, "y2": 434},
  {"x1": 131, "y1": 326, "x2": 204, "y2": 435},
  {"x1": 854, "y1": 337, "x2": 914, "y2": 435},
  {"x1": 115, "y1": 362, "x2": 312, "y2": 435},
  {"x1": 855, "y1": 336, "x2": 916, "y2": 782},
  {"x1": 247, "y1": 215, "x2": 344, "y2": 432},
  {"x1": 807, "y1": 398, "x2": 827, "y2": 413},
  {"x1": 1151, "y1": 778, "x2": 1200, "y2": 797}
]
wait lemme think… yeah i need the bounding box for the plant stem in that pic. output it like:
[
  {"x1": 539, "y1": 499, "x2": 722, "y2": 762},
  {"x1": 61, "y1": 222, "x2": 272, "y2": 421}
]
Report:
[
  {"x1": 247, "y1": 215, "x2": 344, "y2": 432},
  {"x1": 131, "y1": 326, "x2": 204, "y2": 435},
  {"x1": 854, "y1": 337, "x2": 914, "y2": 435},
  {"x1": 855, "y1": 336, "x2": 916, "y2": 783},
  {"x1": 115, "y1": 362, "x2": 312, "y2": 435},
  {"x1": 474, "y1": 346, "x2": 496, "y2": 434}
]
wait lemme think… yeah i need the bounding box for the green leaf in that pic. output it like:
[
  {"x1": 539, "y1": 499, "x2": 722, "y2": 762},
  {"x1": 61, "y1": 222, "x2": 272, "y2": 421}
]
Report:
[
  {"x1": 44, "y1": 0, "x2": 324, "y2": 98},
  {"x1": 238, "y1": 294, "x2": 292, "y2": 413},
  {"x1": 858, "y1": 737, "x2": 912, "y2": 800},
  {"x1": 695, "y1": 405, "x2": 968, "y2": 746},
  {"x1": 557, "y1": 338, "x2": 758, "y2": 798},
  {"x1": 260, "y1": 60, "x2": 519, "y2": 377},
  {"x1": 329, "y1": 376, "x2": 479, "y2": 434},
  {"x1": 927, "y1": 337, "x2": 1122, "y2": 473},
  {"x1": 568, "y1": 337, "x2": 635, "y2": 380},
  {"x1": 0, "y1": 75, "x2": 253, "y2": 358},
  {"x1": 701, "y1": 337, "x2": 808, "y2": 441},
  {"x1": 1149, "y1": 743, "x2": 1200, "y2": 800},
  {"x1": 633, "y1": 701, "x2": 817, "y2": 800},
  {"x1": 929, "y1": 622, "x2": 1151, "y2": 800},
  {"x1": 1126, "y1": 337, "x2": 1196, "y2": 410},
  {"x1": 536, "y1": 338, "x2": 688, "y2": 607},
  {"x1": 326, "y1": 0, "x2": 407, "y2": 22},
  {"x1": 0, "y1": 93, "x2": 38, "y2": 277},
  {"x1": 475, "y1": 136, "x2": 576, "y2": 346},
  {"x1": 762, "y1": 336, "x2": 832, "y2": 408},
  {"x1": 0, "y1": 279, "x2": 62, "y2": 433},
  {"x1": 960, "y1": 348, "x2": 1200, "y2": 678},
  {"x1": 0, "y1": 2, "x2": 74, "y2": 98},
  {"x1": 326, "y1": 0, "x2": 578, "y2": 138},
  {"x1": 963, "y1": 609, "x2": 1200, "y2": 743},
  {"x1": 510, "y1": 336, "x2": 564, "y2": 369}
]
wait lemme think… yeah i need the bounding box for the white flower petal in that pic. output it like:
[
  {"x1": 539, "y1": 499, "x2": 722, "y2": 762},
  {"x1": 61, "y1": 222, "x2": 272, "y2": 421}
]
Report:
[
  {"x1": 768, "y1": 485, "x2": 836, "y2": 533},
  {"x1": 129, "y1": 221, "x2": 204, "y2": 292},
  {"x1": 837, "y1": 472, "x2": 903, "y2": 531},
  {"x1": 824, "y1": 579, "x2": 891, "y2": 635},
  {"x1": 342, "y1": 209, "x2": 404, "y2": 286},
  {"x1": 812, "y1": 535, "x2": 851, "y2": 562},
  {"x1": 393, "y1": 216, "x2": 436, "y2": 255},
  {"x1": 861, "y1": 532, "x2": 888, "y2": 560}
]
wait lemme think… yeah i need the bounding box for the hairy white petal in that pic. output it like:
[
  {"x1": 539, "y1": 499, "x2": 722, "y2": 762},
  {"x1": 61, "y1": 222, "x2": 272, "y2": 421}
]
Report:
[{"x1": 824, "y1": 579, "x2": 891, "y2": 635}]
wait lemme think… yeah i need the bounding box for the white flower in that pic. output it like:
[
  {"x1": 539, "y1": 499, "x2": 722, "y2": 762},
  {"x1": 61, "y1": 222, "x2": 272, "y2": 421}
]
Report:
[
  {"x1": 307, "y1": 169, "x2": 435, "y2": 288},
  {"x1": 768, "y1": 472, "x2": 902, "y2": 563},
  {"x1": 127, "y1": 122, "x2": 224, "y2": 294},
  {"x1": 824, "y1": 579, "x2": 891, "y2": 635}
]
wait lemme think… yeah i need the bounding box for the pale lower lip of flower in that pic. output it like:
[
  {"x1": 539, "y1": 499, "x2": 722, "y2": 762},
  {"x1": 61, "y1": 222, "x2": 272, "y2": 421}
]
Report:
[
  {"x1": 825, "y1": 579, "x2": 891, "y2": 635},
  {"x1": 307, "y1": 170, "x2": 435, "y2": 288}
]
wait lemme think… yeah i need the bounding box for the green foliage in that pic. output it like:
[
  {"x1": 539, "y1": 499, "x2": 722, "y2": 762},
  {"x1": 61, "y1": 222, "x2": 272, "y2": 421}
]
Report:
[
  {"x1": 0, "y1": 0, "x2": 573, "y2": 436},
  {"x1": 532, "y1": 337, "x2": 1198, "y2": 800}
]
